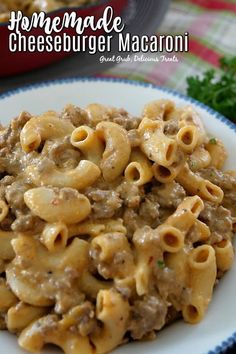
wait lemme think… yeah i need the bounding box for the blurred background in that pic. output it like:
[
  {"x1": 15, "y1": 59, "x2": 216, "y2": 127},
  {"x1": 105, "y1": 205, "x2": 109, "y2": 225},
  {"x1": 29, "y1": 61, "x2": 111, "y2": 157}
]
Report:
[
  {"x1": 1, "y1": 0, "x2": 235, "y2": 122},
  {"x1": 103, "y1": 0, "x2": 236, "y2": 92},
  {"x1": 0, "y1": 0, "x2": 235, "y2": 93}
]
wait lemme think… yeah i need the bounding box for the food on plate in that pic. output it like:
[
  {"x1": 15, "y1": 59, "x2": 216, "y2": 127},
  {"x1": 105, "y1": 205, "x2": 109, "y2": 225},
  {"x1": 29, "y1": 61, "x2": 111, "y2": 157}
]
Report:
[
  {"x1": 0, "y1": 0, "x2": 98, "y2": 22},
  {"x1": 0, "y1": 99, "x2": 235, "y2": 354}
]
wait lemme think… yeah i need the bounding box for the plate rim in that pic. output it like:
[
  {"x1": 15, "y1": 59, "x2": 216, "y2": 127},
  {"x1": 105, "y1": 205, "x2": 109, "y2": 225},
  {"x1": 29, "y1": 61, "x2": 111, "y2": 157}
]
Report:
[
  {"x1": 0, "y1": 76, "x2": 235, "y2": 354},
  {"x1": 0, "y1": 76, "x2": 235, "y2": 134}
]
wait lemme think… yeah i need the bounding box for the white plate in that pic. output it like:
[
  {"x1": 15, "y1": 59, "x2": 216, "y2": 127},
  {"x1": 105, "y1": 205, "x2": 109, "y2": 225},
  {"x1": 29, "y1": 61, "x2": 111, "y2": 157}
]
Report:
[{"x1": 0, "y1": 78, "x2": 235, "y2": 354}]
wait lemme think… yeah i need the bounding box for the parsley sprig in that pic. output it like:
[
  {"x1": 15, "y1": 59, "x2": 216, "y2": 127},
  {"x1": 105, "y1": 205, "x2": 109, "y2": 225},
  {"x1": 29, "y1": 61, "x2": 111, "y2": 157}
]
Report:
[
  {"x1": 157, "y1": 260, "x2": 165, "y2": 269},
  {"x1": 186, "y1": 56, "x2": 236, "y2": 122}
]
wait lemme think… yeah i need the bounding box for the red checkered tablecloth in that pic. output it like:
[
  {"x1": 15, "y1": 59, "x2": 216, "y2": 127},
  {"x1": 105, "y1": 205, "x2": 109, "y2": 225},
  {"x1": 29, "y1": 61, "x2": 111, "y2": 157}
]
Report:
[{"x1": 101, "y1": 0, "x2": 236, "y2": 94}]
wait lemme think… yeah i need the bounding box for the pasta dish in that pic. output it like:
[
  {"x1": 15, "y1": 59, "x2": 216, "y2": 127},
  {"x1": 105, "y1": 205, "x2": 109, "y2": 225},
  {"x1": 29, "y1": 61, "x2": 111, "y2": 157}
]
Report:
[
  {"x1": 0, "y1": 0, "x2": 98, "y2": 22},
  {"x1": 0, "y1": 99, "x2": 235, "y2": 354}
]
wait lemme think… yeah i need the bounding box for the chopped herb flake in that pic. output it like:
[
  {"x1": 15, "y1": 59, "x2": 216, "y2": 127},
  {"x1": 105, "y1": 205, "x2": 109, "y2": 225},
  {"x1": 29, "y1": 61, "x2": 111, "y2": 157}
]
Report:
[
  {"x1": 209, "y1": 138, "x2": 217, "y2": 145},
  {"x1": 189, "y1": 160, "x2": 196, "y2": 168},
  {"x1": 157, "y1": 260, "x2": 165, "y2": 269}
]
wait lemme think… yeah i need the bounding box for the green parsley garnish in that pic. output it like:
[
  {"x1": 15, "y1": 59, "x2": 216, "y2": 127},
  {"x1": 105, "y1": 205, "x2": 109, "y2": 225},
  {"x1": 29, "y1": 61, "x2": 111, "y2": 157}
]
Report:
[
  {"x1": 186, "y1": 56, "x2": 236, "y2": 122},
  {"x1": 189, "y1": 160, "x2": 196, "y2": 168},
  {"x1": 209, "y1": 138, "x2": 217, "y2": 145},
  {"x1": 157, "y1": 260, "x2": 165, "y2": 269}
]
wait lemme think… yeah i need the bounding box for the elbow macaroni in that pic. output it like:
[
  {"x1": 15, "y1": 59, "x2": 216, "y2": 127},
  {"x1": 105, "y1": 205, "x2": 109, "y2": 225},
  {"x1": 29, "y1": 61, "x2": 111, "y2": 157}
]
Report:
[
  {"x1": 0, "y1": 230, "x2": 16, "y2": 261},
  {"x1": 0, "y1": 99, "x2": 235, "y2": 354},
  {"x1": 125, "y1": 149, "x2": 153, "y2": 186},
  {"x1": 142, "y1": 99, "x2": 175, "y2": 120},
  {"x1": 91, "y1": 289, "x2": 130, "y2": 354},
  {"x1": 177, "y1": 163, "x2": 224, "y2": 204},
  {"x1": 20, "y1": 111, "x2": 74, "y2": 152},
  {"x1": 96, "y1": 121, "x2": 131, "y2": 181},
  {"x1": 176, "y1": 125, "x2": 199, "y2": 153},
  {"x1": 41, "y1": 222, "x2": 68, "y2": 252},
  {"x1": 188, "y1": 146, "x2": 212, "y2": 171},
  {"x1": 138, "y1": 118, "x2": 177, "y2": 166},
  {"x1": 26, "y1": 159, "x2": 101, "y2": 189},
  {"x1": 0, "y1": 200, "x2": 9, "y2": 223},
  {"x1": 70, "y1": 126, "x2": 104, "y2": 165},
  {"x1": 7, "y1": 302, "x2": 48, "y2": 333},
  {"x1": 152, "y1": 160, "x2": 183, "y2": 183},
  {"x1": 213, "y1": 239, "x2": 234, "y2": 272},
  {"x1": 205, "y1": 138, "x2": 228, "y2": 169},
  {"x1": 183, "y1": 245, "x2": 217, "y2": 324},
  {"x1": 24, "y1": 187, "x2": 91, "y2": 224}
]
